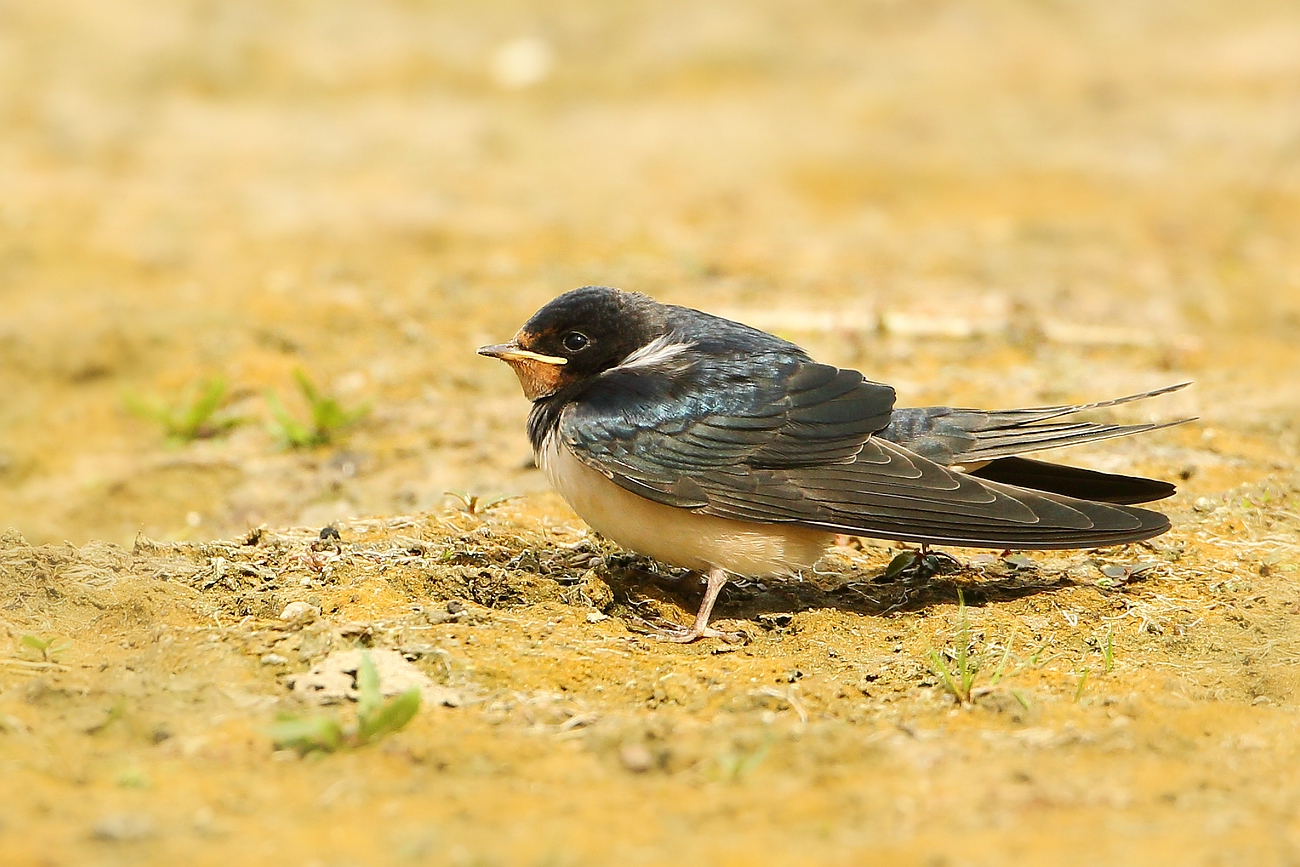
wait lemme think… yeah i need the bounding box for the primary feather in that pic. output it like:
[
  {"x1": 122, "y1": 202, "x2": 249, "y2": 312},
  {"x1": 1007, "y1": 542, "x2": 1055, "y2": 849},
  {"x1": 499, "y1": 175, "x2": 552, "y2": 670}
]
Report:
[{"x1": 880, "y1": 383, "x2": 1191, "y2": 466}]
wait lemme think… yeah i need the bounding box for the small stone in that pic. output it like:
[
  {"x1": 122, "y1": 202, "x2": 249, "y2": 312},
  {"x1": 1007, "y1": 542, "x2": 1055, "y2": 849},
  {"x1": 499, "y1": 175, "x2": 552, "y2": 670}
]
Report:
[
  {"x1": 1193, "y1": 497, "x2": 1217, "y2": 513},
  {"x1": 581, "y1": 573, "x2": 614, "y2": 611},
  {"x1": 619, "y1": 744, "x2": 653, "y2": 773},
  {"x1": 279, "y1": 602, "x2": 320, "y2": 625},
  {"x1": 92, "y1": 813, "x2": 155, "y2": 841},
  {"x1": 191, "y1": 806, "x2": 227, "y2": 837},
  {"x1": 260, "y1": 653, "x2": 289, "y2": 666},
  {"x1": 422, "y1": 607, "x2": 453, "y2": 625},
  {"x1": 336, "y1": 622, "x2": 372, "y2": 639},
  {"x1": 490, "y1": 37, "x2": 554, "y2": 90},
  {"x1": 586, "y1": 612, "x2": 609, "y2": 623},
  {"x1": 288, "y1": 648, "x2": 463, "y2": 707}
]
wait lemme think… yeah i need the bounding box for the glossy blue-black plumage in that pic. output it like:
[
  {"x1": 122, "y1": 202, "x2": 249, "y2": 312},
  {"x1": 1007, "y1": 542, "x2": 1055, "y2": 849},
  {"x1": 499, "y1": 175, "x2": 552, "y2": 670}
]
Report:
[{"x1": 521, "y1": 287, "x2": 1179, "y2": 549}]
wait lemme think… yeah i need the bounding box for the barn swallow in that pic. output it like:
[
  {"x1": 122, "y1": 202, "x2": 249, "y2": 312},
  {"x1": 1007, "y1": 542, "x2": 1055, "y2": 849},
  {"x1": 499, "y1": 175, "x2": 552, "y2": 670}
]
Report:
[{"x1": 480, "y1": 287, "x2": 1189, "y2": 642}]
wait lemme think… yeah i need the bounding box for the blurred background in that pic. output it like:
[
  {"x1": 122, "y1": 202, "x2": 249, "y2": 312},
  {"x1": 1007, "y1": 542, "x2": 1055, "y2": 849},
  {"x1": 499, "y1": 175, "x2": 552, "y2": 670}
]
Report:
[{"x1": 1, "y1": 0, "x2": 1297, "y2": 545}]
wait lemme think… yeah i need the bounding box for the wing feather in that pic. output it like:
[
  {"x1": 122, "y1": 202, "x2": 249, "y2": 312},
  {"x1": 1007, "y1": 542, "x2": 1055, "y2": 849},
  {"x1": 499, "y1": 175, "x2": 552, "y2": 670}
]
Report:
[
  {"x1": 881, "y1": 384, "x2": 1193, "y2": 465},
  {"x1": 557, "y1": 359, "x2": 1171, "y2": 550}
]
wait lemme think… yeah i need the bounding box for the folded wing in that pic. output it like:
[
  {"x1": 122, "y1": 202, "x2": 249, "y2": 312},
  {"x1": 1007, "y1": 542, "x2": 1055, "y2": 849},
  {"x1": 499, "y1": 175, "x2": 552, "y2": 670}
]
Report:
[{"x1": 561, "y1": 360, "x2": 1173, "y2": 549}]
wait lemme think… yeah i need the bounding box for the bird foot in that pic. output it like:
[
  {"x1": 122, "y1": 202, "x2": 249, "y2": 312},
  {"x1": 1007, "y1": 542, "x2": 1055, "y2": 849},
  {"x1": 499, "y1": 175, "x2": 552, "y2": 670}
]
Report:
[
  {"x1": 629, "y1": 613, "x2": 745, "y2": 644},
  {"x1": 653, "y1": 623, "x2": 747, "y2": 644}
]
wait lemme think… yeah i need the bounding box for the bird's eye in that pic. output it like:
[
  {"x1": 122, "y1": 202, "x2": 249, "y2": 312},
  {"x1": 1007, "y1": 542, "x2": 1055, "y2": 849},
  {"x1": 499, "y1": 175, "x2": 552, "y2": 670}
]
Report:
[{"x1": 562, "y1": 332, "x2": 589, "y2": 352}]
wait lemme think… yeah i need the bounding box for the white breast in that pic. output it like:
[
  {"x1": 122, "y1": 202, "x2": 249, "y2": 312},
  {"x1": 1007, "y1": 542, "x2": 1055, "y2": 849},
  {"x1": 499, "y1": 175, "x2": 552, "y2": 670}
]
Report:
[{"x1": 538, "y1": 435, "x2": 831, "y2": 578}]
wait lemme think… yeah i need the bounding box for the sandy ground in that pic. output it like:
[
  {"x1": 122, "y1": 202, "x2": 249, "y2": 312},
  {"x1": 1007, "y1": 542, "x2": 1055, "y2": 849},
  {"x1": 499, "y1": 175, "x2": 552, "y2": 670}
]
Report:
[{"x1": 2, "y1": 1, "x2": 1300, "y2": 864}]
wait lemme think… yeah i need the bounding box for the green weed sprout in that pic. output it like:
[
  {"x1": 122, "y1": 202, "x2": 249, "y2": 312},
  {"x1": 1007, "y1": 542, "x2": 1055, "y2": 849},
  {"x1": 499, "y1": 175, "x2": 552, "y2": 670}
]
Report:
[
  {"x1": 1074, "y1": 668, "x2": 1091, "y2": 702},
  {"x1": 353, "y1": 652, "x2": 422, "y2": 744},
  {"x1": 267, "y1": 713, "x2": 345, "y2": 755},
  {"x1": 21, "y1": 634, "x2": 71, "y2": 662},
  {"x1": 269, "y1": 652, "x2": 421, "y2": 755},
  {"x1": 924, "y1": 589, "x2": 977, "y2": 704},
  {"x1": 713, "y1": 735, "x2": 774, "y2": 783},
  {"x1": 920, "y1": 591, "x2": 1032, "y2": 705},
  {"x1": 267, "y1": 369, "x2": 370, "y2": 449},
  {"x1": 125, "y1": 377, "x2": 241, "y2": 444}
]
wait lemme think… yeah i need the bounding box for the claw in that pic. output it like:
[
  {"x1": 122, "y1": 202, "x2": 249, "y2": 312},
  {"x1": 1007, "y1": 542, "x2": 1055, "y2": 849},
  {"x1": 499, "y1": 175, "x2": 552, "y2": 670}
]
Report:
[{"x1": 653, "y1": 623, "x2": 746, "y2": 644}]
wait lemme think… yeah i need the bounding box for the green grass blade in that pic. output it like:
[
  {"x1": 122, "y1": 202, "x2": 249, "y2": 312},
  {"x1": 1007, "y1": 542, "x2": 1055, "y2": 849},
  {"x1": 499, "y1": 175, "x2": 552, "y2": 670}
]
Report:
[
  {"x1": 923, "y1": 637, "x2": 964, "y2": 703},
  {"x1": 268, "y1": 714, "x2": 344, "y2": 754},
  {"x1": 123, "y1": 392, "x2": 171, "y2": 426},
  {"x1": 266, "y1": 389, "x2": 315, "y2": 447},
  {"x1": 356, "y1": 651, "x2": 382, "y2": 722},
  {"x1": 293, "y1": 369, "x2": 321, "y2": 406},
  {"x1": 357, "y1": 690, "x2": 422, "y2": 745},
  {"x1": 177, "y1": 377, "x2": 228, "y2": 438},
  {"x1": 989, "y1": 627, "x2": 1017, "y2": 687},
  {"x1": 954, "y1": 589, "x2": 975, "y2": 697}
]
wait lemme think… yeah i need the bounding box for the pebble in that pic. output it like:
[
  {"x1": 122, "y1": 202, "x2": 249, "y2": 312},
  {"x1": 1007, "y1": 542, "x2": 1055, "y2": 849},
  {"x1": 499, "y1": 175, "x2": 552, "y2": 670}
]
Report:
[
  {"x1": 619, "y1": 744, "x2": 653, "y2": 773},
  {"x1": 260, "y1": 653, "x2": 289, "y2": 666},
  {"x1": 92, "y1": 813, "x2": 155, "y2": 842},
  {"x1": 582, "y1": 573, "x2": 615, "y2": 610},
  {"x1": 280, "y1": 601, "x2": 320, "y2": 625},
  {"x1": 1193, "y1": 497, "x2": 1217, "y2": 513},
  {"x1": 191, "y1": 806, "x2": 226, "y2": 837},
  {"x1": 490, "y1": 37, "x2": 554, "y2": 90}
]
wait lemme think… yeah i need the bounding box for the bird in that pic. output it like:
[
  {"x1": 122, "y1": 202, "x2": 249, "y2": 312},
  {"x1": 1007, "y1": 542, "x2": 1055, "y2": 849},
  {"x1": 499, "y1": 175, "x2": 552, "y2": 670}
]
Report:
[{"x1": 479, "y1": 286, "x2": 1190, "y2": 642}]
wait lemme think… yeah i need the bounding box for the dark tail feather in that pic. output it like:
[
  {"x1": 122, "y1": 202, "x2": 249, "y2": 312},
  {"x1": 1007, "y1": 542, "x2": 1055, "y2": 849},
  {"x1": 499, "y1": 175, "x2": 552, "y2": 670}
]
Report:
[{"x1": 969, "y1": 457, "x2": 1176, "y2": 505}]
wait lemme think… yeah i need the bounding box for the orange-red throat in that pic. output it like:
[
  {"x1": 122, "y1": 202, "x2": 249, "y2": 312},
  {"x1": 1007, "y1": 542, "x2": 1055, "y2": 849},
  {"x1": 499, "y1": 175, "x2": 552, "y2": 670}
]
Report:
[{"x1": 477, "y1": 339, "x2": 570, "y2": 400}]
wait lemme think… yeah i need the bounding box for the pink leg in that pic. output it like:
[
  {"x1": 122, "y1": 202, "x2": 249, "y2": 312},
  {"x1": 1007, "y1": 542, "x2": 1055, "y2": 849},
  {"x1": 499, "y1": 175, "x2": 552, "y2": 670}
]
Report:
[{"x1": 657, "y1": 567, "x2": 743, "y2": 644}]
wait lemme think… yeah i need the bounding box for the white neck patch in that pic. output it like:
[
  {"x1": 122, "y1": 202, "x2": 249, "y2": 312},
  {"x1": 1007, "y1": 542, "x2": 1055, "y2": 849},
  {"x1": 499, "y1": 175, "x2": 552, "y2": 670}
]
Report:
[{"x1": 615, "y1": 334, "x2": 696, "y2": 373}]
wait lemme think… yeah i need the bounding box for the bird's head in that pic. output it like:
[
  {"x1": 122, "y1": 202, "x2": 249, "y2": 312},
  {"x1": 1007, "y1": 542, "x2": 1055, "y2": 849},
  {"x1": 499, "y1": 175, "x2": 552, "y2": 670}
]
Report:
[{"x1": 478, "y1": 286, "x2": 669, "y2": 400}]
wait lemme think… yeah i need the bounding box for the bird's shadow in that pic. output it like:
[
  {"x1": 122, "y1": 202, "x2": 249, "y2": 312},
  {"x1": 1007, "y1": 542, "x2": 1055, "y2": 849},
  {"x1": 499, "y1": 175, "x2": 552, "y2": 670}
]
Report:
[{"x1": 600, "y1": 553, "x2": 1079, "y2": 629}]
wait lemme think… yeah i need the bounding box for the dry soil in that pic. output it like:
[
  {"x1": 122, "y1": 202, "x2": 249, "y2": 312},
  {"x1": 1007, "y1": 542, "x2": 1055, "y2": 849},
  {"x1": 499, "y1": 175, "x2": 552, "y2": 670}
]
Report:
[{"x1": 2, "y1": 2, "x2": 1300, "y2": 865}]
